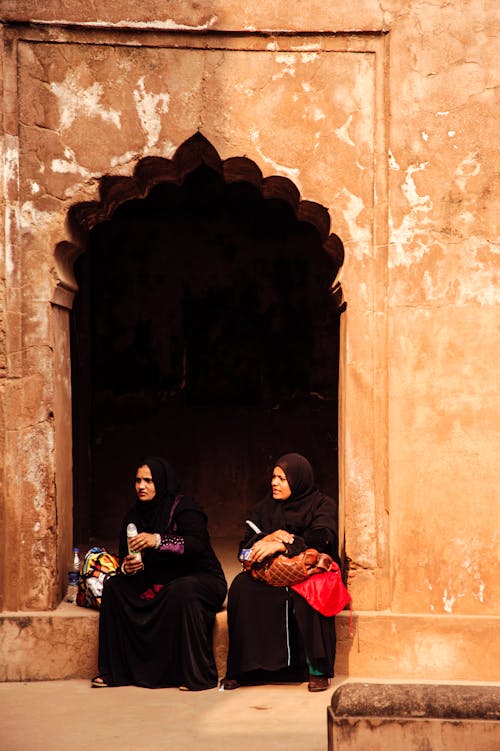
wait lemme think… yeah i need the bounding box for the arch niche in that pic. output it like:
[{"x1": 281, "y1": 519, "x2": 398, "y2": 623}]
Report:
[{"x1": 64, "y1": 133, "x2": 345, "y2": 550}]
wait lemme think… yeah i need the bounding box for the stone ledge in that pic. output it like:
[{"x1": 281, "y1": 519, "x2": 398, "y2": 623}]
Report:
[
  {"x1": 330, "y1": 682, "x2": 500, "y2": 720},
  {"x1": 1, "y1": 609, "x2": 499, "y2": 683},
  {"x1": 327, "y1": 682, "x2": 500, "y2": 751}
]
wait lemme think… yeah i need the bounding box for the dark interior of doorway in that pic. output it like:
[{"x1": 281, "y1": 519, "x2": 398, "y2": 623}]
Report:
[{"x1": 71, "y1": 165, "x2": 341, "y2": 553}]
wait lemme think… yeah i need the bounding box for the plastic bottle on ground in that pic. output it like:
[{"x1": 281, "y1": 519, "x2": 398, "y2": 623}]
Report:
[{"x1": 65, "y1": 547, "x2": 81, "y2": 603}]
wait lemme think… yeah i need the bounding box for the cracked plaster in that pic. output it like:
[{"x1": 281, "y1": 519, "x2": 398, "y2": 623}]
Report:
[{"x1": 0, "y1": 2, "x2": 498, "y2": 681}]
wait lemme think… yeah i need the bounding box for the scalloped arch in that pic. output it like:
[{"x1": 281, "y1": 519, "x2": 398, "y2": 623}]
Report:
[{"x1": 58, "y1": 132, "x2": 344, "y2": 305}]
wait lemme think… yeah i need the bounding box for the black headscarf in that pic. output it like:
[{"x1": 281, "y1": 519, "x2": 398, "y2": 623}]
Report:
[
  {"x1": 250, "y1": 453, "x2": 338, "y2": 538},
  {"x1": 132, "y1": 455, "x2": 181, "y2": 532}
]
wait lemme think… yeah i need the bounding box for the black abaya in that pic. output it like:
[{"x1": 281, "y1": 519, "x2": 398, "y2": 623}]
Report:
[
  {"x1": 99, "y1": 570, "x2": 226, "y2": 690},
  {"x1": 226, "y1": 574, "x2": 337, "y2": 682},
  {"x1": 97, "y1": 456, "x2": 227, "y2": 690},
  {"x1": 225, "y1": 453, "x2": 339, "y2": 683}
]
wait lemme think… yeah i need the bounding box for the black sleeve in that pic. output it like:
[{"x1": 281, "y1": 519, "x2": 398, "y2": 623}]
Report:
[
  {"x1": 237, "y1": 530, "x2": 265, "y2": 558},
  {"x1": 304, "y1": 527, "x2": 340, "y2": 564},
  {"x1": 157, "y1": 508, "x2": 211, "y2": 557},
  {"x1": 278, "y1": 528, "x2": 339, "y2": 562}
]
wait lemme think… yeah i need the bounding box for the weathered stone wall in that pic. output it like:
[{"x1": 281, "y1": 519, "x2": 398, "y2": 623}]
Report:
[{"x1": 0, "y1": 1, "x2": 498, "y2": 679}]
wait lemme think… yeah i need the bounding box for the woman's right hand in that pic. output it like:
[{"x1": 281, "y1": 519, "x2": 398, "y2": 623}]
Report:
[
  {"x1": 122, "y1": 553, "x2": 144, "y2": 575},
  {"x1": 265, "y1": 529, "x2": 295, "y2": 546},
  {"x1": 249, "y1": 538, "x2": 286, "y2": 563}
]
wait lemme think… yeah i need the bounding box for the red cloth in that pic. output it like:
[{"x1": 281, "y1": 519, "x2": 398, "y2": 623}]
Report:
[{"x1": 291, "y1": 565, "x2": 352, "y2": 627}]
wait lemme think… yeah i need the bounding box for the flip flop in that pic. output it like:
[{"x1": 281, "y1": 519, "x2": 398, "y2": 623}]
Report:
[{"x1": 91, "y1": 675, "x2": 109, "y2": 688}]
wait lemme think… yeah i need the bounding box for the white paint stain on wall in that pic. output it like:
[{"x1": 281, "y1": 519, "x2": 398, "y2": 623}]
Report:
[
  {"x1": 133, "y1": 77, "x2": 171, "y2": 149},
  {"x1": 3, "y1": 144, "x2": 20, "y2": 276},
  {"x1": 335, "y1": 187, "x2": 371, "y2": 258},
  {"x1": 296, "y1": 44, "x2": 321, "y2": 52},
  {"x1": 50, "y1": 68, "x2": 121, "y2": 130},
  {"x1": 437, "y1": 537, "x2": 490, "y2": 613},
  {"x1": 454, "y1": 151, "x2": 481, "y2": 192},
  {"x1": 311, "y1": 107, "x2": 326, "y2": 122},
  {"x1": 389, "y1": 161, "x2": 432, "y2": 267},
  {"x1": 20, "y1": 202, "x2": 55, "y2": 231},
  {"x1": 249, "y1": 128, "x2": 301, "y2": 186},
  {"x1": 442, "y1": 588, "x2": 456, "y2": 613},
  {"x1": 300, "y1": 53, "x2": 320, "y2": 64},
  {"x1": 34, "y1": 17, "x2": 218, "y2": 31},
  {"x1": 334, "y1": 114, "x2": 356, "y2": 147},
  {"x1": 234, "y1": 83, "x2": 255, "y2": 98},
  {"x1": 110, "y1": 151, "x2": 140, "y2": 169},
  {"x1": 272, "y1": 53, "x2": 296, "y2": 80},
  {"x1": 51, "y1": 146, "x2": 91, "y2": 178}
]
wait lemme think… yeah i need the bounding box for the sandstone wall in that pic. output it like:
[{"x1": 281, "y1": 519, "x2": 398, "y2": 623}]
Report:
[{"x1": 0, "y1": 1, "x2": 498, "y2": 678}]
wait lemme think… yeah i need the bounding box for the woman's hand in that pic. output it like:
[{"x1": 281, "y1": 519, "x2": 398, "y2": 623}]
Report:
[
  {"x1": 128, "y1": 532, "x2": 158, "y2": 552},
  {"x1": 249, "y1": 538, "x2": 286, "y2": 563},
  {"x1": 263, "y1": 529, "x2": 295, "y2": 546},
  {"x1": 122, "y1": 532, "x2": 157, "y2": 574},
  {"x1": 122, "y1": 553, "x2": 144, "y2": 575}
]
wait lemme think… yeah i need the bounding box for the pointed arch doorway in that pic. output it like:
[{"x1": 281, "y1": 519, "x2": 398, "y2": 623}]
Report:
[{"x1": 70, "y1": 135, "x2": 344, "y2": 549}]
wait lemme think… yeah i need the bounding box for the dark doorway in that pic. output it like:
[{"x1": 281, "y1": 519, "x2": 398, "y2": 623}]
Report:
[{"x1": 71, "y1": 164, "x2": 341, "y2": 549}]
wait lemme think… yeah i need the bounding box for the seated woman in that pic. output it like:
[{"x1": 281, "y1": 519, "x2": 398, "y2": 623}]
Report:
[
  {"x1": 222, "y1": 452, "x2": 340, "y2": 692},
  {"x1": 92, "y1": 455, "x2": 227, "y2": 690}
]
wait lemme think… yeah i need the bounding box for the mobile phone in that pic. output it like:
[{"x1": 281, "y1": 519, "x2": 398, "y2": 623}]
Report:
[{"x1": 239, "y1": 548, "x2": 253, "y2": 561}]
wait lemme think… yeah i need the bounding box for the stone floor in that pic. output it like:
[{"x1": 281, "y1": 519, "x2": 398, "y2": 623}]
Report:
[{"x1": 0, "y1": 677, "x2": 344, "y2": 751}]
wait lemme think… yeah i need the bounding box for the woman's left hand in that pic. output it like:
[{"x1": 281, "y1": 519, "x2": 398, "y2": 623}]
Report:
[
  {"x1": 249, "y1": 539, "x2": 286, "y2": 563},
  {"x1": 128, "y1": 532, "x2": 158, "y2": 552}
]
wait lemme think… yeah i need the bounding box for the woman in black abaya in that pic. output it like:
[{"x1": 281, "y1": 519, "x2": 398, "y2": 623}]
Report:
[
  {"x1": 223, "y1": 453, "x2": 340, "y2": 692},
  {"x1": 93, "y1": 456, "x2": 227, "y2": 690}
]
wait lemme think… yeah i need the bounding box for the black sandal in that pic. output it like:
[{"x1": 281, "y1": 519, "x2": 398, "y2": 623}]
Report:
[
  {"x1": 91, "y1": 675, "x2": 109, "y2": 688},
  {"x1": 220, "y1": 677, "x2": 241, "y2": 690}
]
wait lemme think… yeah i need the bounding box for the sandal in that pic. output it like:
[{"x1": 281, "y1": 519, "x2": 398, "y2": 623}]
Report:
[
  {"x1": 220, "y1": 677, "x2": 241, "y2": 690},
  {"x1": 307, "y1": 674, "x2": 330, "y2": 692},
  {"x1": 91, "y1": 675, "x2": 109, "y2": 688}
]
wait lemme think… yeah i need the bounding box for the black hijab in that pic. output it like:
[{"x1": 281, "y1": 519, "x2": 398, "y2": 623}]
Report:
[
  {"x1": 132, "y1": 455, "x2": 181, "y2": 532},
  {"x1": 250, "y1": 453, "x2": 338, "y2": 537}
]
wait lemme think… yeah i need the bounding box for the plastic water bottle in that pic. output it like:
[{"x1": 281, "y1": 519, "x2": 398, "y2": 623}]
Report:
[
  {"x1": 65, "y1": 547, "x2": 81, "y2": 603},
  {"x1": 127, "y1": 523, "x2": 142, "y2": 562}
]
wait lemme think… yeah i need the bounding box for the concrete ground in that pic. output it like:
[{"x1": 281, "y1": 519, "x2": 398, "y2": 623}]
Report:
[{"x1": 0, "y1": 677, "x2": 344, "y2": 751}]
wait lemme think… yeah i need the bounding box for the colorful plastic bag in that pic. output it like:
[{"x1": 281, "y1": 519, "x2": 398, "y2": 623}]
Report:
[{"x1": 76, "y1": 546, "x2": 120, "y2": 609}]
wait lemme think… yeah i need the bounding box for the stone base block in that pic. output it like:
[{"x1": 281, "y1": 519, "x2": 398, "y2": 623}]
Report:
[
  {"x1": 1, "y1": 608, "x2": 499, "y2": 683},
  {"x1": 327, "y1": 682, "x2": 500, "y2": 751},
  {"x1": 0, "y1": 603, "x2": 228, "y2": 681},
  {"x1": 0, "y1": 604, "x2": 99, "y2": 681}
]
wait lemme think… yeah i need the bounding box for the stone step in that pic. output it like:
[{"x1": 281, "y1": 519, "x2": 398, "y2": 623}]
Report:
[{"x1": 2, "y1": 605, "x2": 498, "y2": 683}]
